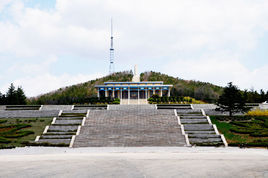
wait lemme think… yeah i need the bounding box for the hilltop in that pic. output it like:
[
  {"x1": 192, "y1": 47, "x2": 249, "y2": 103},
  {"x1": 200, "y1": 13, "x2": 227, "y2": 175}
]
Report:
[{"x1": 29, "y1": 71, "x2": 223, "y2": 104}]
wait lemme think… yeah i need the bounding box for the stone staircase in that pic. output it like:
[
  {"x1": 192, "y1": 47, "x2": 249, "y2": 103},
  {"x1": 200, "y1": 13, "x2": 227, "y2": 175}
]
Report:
[
  {"x1": 177, "y1": 109, "x2": 227, "y2": 146},
  {"x1": 73, "y1": 105, "x2": 185, "y2": 147},
  {"x1": 34, "y1": 110, "x2": 87, "y2": 147}
]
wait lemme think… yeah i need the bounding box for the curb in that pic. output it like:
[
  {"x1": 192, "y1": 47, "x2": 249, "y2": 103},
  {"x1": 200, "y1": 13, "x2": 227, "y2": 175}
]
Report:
[
  {"x1": 58, "y1": 110, "x2": 63, "y2": 116},
  {"x1": 39, "y1": 105, "x2": 43, "y2": 111},
  {"x1": 69, "y1": 135, "x2": 76, "y2": 148},
  {"x1": 43, "y1": 126, "x2": 49, "y2": 134},
  {"x1": 35, "y1": 136, "x2": 40, "y2": 142},
  {"x1": 82, "y1": 117, "x2": 86, "y2": 126}
]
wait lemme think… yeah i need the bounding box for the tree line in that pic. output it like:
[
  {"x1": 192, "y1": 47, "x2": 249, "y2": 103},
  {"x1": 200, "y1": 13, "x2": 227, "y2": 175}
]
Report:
[
  {"x1": 0, "y1": 83, "x2": 27, "y2": 105},
  {"x1": 217, "y1": 82, "x2": 268, "y2": 116}
]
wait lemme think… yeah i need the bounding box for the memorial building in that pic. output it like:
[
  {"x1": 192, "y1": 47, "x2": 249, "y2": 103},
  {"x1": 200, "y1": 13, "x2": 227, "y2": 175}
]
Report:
[{"x1": 95, "y1": 66, "x2": 173, "y2": 104}]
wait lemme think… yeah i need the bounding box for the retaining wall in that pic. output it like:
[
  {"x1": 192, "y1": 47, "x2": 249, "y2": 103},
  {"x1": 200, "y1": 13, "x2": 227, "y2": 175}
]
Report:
[
  {"x1": 192, "y1": 104, "x2": 217, "y2": 110},
  {"x1": 260, "y1": 104, "x2": 268, "y2": 110},
  {"x1": 41, "y1": 105, "x2": 73, "y2": 111},
  {"x1": 0, "y1": 110, "x2": 59, "y2": 118},
  {"x1": 0, "y1": 105, "x2": 5, "y2": 110}
]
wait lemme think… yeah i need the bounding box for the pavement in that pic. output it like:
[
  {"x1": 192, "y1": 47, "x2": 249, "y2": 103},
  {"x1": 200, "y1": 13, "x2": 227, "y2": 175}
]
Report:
[{"x1": 0, "y1": 147, "x2": 267, "y2": 178}]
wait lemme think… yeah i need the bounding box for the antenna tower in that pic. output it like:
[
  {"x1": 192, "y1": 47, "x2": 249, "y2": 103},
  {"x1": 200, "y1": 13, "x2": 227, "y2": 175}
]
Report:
[{"x1": 109, "y1": 19, "x2": 115, "y2": 74}]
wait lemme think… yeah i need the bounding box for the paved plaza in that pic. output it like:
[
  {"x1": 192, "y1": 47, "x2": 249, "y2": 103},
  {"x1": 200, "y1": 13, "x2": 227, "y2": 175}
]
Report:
[{"x1": 0, "y1": 147, "x2": 267, "y2": 178}]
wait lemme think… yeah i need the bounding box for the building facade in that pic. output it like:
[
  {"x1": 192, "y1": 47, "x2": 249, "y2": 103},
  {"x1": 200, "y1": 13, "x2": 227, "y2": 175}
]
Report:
[{"x1": 95, "y1": 81, "x2": 173, "y2": 104}]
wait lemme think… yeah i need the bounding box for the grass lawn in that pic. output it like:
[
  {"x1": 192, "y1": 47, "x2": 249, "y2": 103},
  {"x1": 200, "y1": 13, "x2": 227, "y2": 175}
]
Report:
[
  {"x1": 0, "y1": 118, "x2": 52, "y2": 149},
  {"x1": 210, "y1": 116, "x2": 268, "y2": 148}
]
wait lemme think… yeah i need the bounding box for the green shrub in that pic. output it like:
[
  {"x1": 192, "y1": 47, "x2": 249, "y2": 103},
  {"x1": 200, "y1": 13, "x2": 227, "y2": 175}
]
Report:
[
  {"x1": 0, "y1": 120, "x2": 7, "y2": 124},
  {"x1": 5, "y1": 130, "x2": 34, "y2": 138},
  {"x1": 250, "y1": 131, "x2": 268, "y2": 137},
  {"x1": 112, "y1": 98, "x2": 120, "y2": 104},
  {"x1": 229, "y1": 142, "x2": 268, "y2": 148},
  {"x1": 0, "y1": 137, "x2": 11, "y2": 143},
  {"x1": 25, "y1": 142, "x2": 69, "y2": 147},
  {"x1": 230, "y1": 127, "x2": 254, "y2": 134}
]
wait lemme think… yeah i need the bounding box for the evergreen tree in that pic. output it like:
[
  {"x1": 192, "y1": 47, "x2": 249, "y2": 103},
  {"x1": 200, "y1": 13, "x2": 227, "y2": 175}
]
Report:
[
  {"x1": 16, "y1": 87, "x2": 27, "y2": 105},
  {"x1": 6, "y1": 83, "x2": 17, "y2": 105},
  {"x1": 0, "y1": 92, "x2": 4, "y2": 105},
  {"x1": 260, "y1": 89, "x2": 266, "y2": 102},
  {"x1": 217, "y1": 82, "x2": 247, "y2": 117}
]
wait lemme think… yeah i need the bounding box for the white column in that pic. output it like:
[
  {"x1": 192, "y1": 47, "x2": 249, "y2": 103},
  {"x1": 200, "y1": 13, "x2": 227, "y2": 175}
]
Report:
[
  {"x1": 128, "y1": 87, "x2": 130, "y2": 105},
  {"x1": 160, "y1": 88, "x2": 163, "y2": 97},
  {"x1": 138, "y1": 88, "x2": 140, "y2": 104},
  {"x1": 112, "y1": 88, "x2": 115, "y2": 98},
  {"x1": 120, "y1": 88, "x2": 122, "y2": 99},
  {"x1": 97, "y1": 88, "x2": 100, "y2": 98},
  {"x1": 168, "y1": 88, "x2": 171, "y2": 97},
  {"x1": 153, "y1": 88, "x2": 155, "y2": 95},
  {"x1": 105, "y1": 88, "x2": 108, "y2": 97},
  {"x1": 145, "y1": 89, "x2": 148, "y2": 99}
]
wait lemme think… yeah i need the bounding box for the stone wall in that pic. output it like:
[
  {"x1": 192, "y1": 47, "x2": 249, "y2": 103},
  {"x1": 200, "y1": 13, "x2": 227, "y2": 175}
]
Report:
[
  {"x1": 41, "y1": 105, "x2": 73, "y2": 111},
  {"x1": 0, "y1": 110, "x2": 59, "y2": 118},
  {"x1": 0, "y1": 105, "x2": 5, "y2": 110},
  {"x1": 192, "y1": 104, "x2": 217, "y2": 110},
  {"x1": 259, "y1": 104, "x2": 268, "y2": 110}
]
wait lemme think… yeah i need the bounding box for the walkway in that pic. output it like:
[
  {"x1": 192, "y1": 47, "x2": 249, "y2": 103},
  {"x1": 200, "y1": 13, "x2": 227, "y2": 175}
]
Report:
[
  {"x1": 73, "y1": 105, "x2": 185, "y2": 147},
  {"x1": 0, "y1": 147, "x2": 267, "y2": 178}
]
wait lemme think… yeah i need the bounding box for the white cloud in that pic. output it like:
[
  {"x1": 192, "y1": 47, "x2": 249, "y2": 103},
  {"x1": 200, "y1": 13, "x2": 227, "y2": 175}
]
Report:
[
  {"x1": 1, "y1": 73, "x2": 103, "y2": 97},
  {"x1": 0, "y1": 0, "x2": 12, "y2": 11},
  {"x1": 162, "y1": 54, "x2": 268, "y2": 91},
  {"x1": 1, "y1": 0, "x2": 268, "y2": 96},
  {"x1": 7, "y1": 56, "x2": 58, "y2": 74}
]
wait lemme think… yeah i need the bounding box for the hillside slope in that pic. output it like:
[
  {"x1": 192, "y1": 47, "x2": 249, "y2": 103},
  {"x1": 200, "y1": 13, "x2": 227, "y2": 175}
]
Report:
[
  {"x1": 29, "y1": 71, "x2": 133, "y2": 104},
  {"x1": 29, "y1": 71, "x2": 223, "y2": 104},
  {"x1": 141, "y1": 71, "x2": 223, "y2": 102}
]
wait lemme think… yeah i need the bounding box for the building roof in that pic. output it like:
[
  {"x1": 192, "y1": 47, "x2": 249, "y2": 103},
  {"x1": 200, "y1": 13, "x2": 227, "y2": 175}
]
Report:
[
  {"x1": 95, "y1": 84, "x2": 173, "y2": 88},
  {"x1": 103, "y1": 81, "x2": 164, "y2": 85}
]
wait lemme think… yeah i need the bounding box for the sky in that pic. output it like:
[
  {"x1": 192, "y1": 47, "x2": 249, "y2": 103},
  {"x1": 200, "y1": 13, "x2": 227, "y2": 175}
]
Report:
[{"x1": 0, "y1": 0, "x2": 268, "y2": 97}]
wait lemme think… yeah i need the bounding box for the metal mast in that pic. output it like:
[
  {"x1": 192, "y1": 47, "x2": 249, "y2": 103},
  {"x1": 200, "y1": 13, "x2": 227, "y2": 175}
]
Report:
[{"x1": 109, "y1": 19, "x2": 115, "y2": 74}]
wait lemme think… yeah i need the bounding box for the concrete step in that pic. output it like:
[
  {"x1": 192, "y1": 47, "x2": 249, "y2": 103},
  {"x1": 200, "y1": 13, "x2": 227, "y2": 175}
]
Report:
[
  {"x1": 40, "y1": 135, "x2": 73, "y2": 139},
  {"x1": 74, "y1": 107, "x2": 106, "y2": 110},
  {"x1": 177, "y1": 111, "x2": 203, "y2": 116},
  {"x1": 180, "y1": 116, "x2": 207, "y2": 119},
  {"x1": 184, "y1": 124, "x2": 214, "y2": 131},
  {"x1": 180, "y1": 119, "x2": 208, "y2": 124},
  {"x1": 74, "y1": 105, "x2": 107, "y2": 110},
  {"x1": 177, "y1": 109, "x2": 201, "y2": 114},
  {"x1": 47, "y1": 126, "x2": 78, "y2": 132},
  {"x1": 186, "y1": 130, "x2": 216, "y2": 134},
  {"x1": 158, "y1": 106, "x2": 192, "y2": 109},
  {"x1": 36, "y1": 139, "x2": 71, "y2": 145},
  {"x1": 44, "y1": 132, "x2": 76, "y2": 135},
  {"x1": 5, "y1": 105, "x2": 41, "y2": 111},
  {"x1": 188, "y1": 134, "x2": 221, "y2": 138},
  {"x1": 189, "y1": 138, "x2": 223, "y2": 144},
  {"x1": 57, "y1": 117, "x2": 83, "y2": 120},
  {"x1": 60, "y1": 113, "x2": 86, "y2": 117},
  {"x1": 54, "y1": 120, "x2": 82, "y2": 125}
]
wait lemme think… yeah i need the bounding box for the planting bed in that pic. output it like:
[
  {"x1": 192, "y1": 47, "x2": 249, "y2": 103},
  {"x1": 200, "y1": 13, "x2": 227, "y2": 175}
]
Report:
[
  {"x1": 210, "y1": 116, "x2": 268, "y2": 147},
  {"x1": 0, "y1": 117, "x2": 52, "y2": 148}
]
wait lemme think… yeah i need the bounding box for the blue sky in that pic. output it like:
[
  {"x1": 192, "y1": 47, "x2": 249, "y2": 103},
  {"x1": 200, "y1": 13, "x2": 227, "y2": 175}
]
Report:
[
  {"x1": 0, "y1": 0, "x2": 268, "y2": 96},
  {"x1": 24, "y1": 0, "x2": 56, "y2": 9}
]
